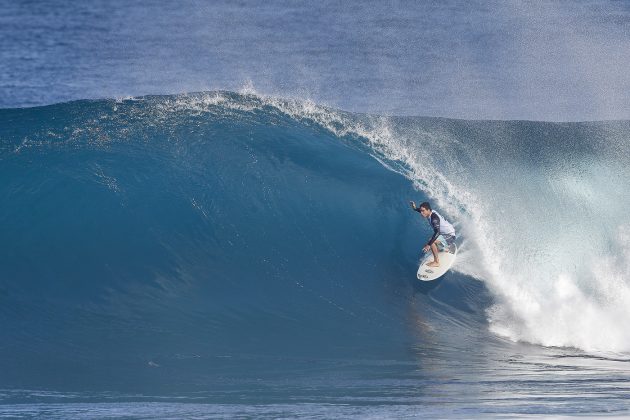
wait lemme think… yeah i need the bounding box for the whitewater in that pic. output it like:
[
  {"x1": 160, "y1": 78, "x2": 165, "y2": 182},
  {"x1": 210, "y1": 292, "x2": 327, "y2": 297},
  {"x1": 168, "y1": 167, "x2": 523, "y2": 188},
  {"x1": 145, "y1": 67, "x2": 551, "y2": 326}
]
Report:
[{"x1": 1, "y1": 90, "x2": 630, "y2": 417}]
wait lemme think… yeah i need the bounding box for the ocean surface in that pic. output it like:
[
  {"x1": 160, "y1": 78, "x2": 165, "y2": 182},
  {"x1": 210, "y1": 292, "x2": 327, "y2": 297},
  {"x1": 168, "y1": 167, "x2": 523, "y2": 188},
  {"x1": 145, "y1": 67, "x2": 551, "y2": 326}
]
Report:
[
  {"x1": 4, "y1": 0, "x2": 630, "y2": 120},
  {"x1": 3, "y1": 1, "x2": 630, "y2": 418}
]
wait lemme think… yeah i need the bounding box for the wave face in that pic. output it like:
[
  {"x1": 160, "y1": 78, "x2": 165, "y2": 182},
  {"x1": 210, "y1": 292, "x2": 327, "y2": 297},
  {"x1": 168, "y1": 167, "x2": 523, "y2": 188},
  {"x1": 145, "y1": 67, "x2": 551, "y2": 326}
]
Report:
[
  {"x1": 0, "y1": 92, "x2": 450, "y2": 392},
  {"x1": 1, "y1": 92, "x2": 630, "y2": 406}
]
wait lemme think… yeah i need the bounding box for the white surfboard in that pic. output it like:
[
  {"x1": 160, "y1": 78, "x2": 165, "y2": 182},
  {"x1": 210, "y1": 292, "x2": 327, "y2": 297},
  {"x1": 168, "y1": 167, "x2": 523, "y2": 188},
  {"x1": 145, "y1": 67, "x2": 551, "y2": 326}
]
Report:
[{"x1": 417, "y1": 244, "x2": 457, "y2": 281}]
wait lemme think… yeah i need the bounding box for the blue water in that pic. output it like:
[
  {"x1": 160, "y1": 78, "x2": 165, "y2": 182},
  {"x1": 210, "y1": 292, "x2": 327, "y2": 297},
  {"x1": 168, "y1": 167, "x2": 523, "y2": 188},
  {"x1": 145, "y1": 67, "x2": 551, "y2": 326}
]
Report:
[
  {"x1": 3, "y1": 0, "x2": 630, "y2": 120},
  {"x1": 1, "y1": 92, "x2": 630, "y2": 418},
  {"x1": 3, "y1": 1, "x2": 630, "y2": 418}
]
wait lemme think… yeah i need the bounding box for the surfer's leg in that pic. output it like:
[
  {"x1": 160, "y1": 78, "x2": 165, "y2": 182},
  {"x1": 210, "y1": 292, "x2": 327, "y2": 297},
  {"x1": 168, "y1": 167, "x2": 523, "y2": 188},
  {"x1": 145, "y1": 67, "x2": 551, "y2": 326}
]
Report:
[{"x1": 427, "y1": 242, "x2": 440, "y2": 267}]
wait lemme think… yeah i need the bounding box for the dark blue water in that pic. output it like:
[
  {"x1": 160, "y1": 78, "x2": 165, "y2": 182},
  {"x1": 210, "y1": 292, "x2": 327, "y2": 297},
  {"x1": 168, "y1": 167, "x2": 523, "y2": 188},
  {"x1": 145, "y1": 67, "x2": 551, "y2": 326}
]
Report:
[
  {"x1": 3, "y1": 1, "x2": 630, "y2": 418},
  {"x1": 1, "y1": 92, "x2": 630, "y2": 417}
]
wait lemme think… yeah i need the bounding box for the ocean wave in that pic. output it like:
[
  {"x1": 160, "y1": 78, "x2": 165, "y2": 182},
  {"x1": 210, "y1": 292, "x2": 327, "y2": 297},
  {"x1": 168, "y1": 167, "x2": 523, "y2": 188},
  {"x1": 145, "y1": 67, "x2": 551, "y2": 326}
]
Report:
[{"x1": 1, "y1": 90, "x2": 629, "y2": 379}]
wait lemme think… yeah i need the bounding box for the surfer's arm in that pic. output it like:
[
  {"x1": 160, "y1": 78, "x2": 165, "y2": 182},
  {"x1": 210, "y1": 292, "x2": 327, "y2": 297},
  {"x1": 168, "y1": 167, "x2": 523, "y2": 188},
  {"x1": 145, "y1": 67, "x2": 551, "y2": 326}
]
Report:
[
  {"x1": 410, "y1": 202, "x2": 424, "y2": 214},
  {"x1": 426, "y1": 214, "x2": 440, "y2": 246}
]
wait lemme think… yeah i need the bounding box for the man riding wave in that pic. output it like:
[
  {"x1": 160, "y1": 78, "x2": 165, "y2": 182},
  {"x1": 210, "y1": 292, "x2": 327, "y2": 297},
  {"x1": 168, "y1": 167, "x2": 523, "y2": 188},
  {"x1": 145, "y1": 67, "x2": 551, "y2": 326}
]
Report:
[{"x1": 410, "y1": 201, "x2": 456, "y2": 267}]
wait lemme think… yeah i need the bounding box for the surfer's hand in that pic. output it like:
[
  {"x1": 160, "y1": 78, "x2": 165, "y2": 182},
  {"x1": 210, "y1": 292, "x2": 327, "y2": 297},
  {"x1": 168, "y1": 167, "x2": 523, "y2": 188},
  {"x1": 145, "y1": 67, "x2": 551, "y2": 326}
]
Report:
[
  {"x1": 410, "y1": 201, "x2": 416, "y2": 209},
  {"x1": 423, "y1": 245, "x2": 430, "y2": 253}
]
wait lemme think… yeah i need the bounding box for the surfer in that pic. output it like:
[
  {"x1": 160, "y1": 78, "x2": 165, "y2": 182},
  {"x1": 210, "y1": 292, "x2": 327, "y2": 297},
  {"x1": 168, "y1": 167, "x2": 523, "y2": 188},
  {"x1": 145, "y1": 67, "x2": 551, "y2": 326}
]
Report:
[{"x1": 410, "y1": 201, "x2": 456, "y2": 267}]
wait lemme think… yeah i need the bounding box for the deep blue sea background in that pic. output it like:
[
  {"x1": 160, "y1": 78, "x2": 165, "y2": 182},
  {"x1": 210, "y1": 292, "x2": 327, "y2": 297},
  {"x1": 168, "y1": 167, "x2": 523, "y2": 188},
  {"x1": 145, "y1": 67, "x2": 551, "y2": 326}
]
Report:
[{"x1": 2, "y1": 1, "x2": 630, "y2": 418}]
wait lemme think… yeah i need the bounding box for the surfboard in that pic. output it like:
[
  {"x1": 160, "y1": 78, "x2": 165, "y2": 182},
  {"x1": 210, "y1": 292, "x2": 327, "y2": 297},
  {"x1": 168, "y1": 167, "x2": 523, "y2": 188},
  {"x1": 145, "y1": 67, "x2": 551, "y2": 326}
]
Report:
[{"x1": 417, "y1": 244, "x2": 457, "y2": 281}]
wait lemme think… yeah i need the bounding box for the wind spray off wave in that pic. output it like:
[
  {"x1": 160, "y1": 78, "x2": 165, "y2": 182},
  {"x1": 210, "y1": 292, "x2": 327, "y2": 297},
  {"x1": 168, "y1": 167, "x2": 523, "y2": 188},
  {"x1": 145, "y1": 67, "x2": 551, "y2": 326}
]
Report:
[{"x1": 345, "y1": 112, "x2": 630, "y2": 353}]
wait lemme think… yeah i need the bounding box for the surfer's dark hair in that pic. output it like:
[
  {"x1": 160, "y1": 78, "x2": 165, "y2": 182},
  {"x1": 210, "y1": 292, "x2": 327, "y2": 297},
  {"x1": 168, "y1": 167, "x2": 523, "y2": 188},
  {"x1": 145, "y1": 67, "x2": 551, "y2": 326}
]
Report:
[{"x1": 419, "y1": 202, "x2": 431, "y2": 211}]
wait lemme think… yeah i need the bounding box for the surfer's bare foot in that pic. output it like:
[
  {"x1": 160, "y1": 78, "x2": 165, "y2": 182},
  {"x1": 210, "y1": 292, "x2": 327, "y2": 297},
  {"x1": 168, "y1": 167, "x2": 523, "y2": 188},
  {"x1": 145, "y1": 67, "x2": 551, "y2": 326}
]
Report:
[{"x1": 428, "y1": 261, "x2": 440, "y2": 267}]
